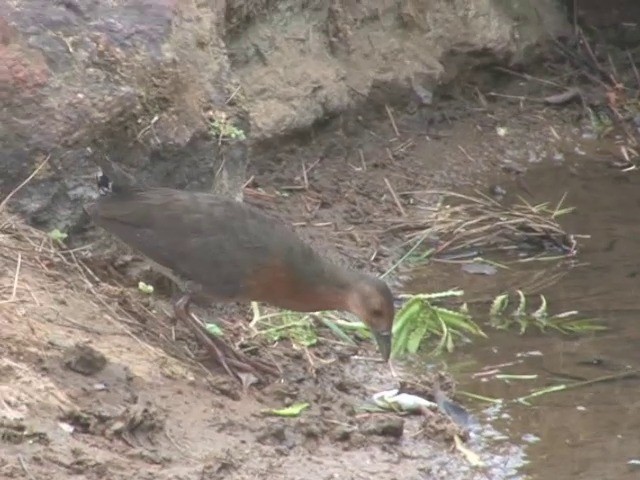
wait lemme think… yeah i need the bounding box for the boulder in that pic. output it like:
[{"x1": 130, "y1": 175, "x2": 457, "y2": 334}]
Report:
[
  {"x1": 1, "y1": 0, "x2": 248, "y2": 232},
  {"x1": 0, "y1": 0, "x2": 568, "y2": 231},
  {"x1": 228, "y1": 0, "x2": 568, "y2": 140}
]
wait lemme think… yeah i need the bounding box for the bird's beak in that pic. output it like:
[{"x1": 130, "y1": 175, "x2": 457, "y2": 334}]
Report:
[{"x1": 373, "y1": 330, "x2": 392, "y2": 362}]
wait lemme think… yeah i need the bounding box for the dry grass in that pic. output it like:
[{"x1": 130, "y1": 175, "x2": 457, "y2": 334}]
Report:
[
  {"x1": 0, "y1": 211, "x2": 155, "y2": 350},
  {"x1": 384, "y1": 189, "x2": 577, "y2": 274},
  {"x1": 0, "y1": 209, "x2": 201, "y2": 416},
  {"x1": 427, "y1": 190, "x2": 575, "y2": 254},
  {"x1": 0, "y1": 203, "x2": 298, "y2": 394}
]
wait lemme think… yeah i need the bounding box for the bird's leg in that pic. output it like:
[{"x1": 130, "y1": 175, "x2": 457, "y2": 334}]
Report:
[
  {"x1": 173, "y1": 294, "x2": 238, "y2": 379},
  {"x1": 173, "y1": 295, "x2": 280, "y2": 381}
]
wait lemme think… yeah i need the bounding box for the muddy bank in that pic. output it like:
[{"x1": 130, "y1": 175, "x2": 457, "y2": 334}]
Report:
[
  {"x1": 4, "y1": 2, "x2": 640, "y2": 480},
  {"x1": 0, "y1": 91, "x2": 591, "y2": 480},
  {"x1": 410, "y1": 155, "x2": 640, "y2": 480}
]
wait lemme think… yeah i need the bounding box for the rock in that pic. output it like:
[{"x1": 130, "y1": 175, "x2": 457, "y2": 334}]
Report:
[
  {"x1": 331, "y1": 425, "x2": 354, "y2": 442},
  {"x1": 1, "y1": 0, "x2": 568, "y2": 233},
  {"x1": 1, "y1": 0, "x2": 248, "y2": 232},
  {"x1": 230, "y1": 0, "x2": 569, "y2": 141},
  {"x1": 461, "y1": 263, "x2": 498, "y2": 276},
  {"x1": 63, "y1": 343, "x2": 107, "y2": 376},
  {"x1": 361, "y1": 417, "x2": 404, "y2": 439},
  {"x1": 302, "y1": 423, "x2": 324, "y2": 439},
  {"x1": 256, "y1": 423, "x2": 298, "y2": 449}
]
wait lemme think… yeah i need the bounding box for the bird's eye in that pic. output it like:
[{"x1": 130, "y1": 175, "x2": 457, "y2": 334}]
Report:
[{"x1": 371, "y1": 308, "x2": 383, "y2": 317}]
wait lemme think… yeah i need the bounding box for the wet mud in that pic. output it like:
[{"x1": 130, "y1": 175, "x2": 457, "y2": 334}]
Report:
[
  {"x1": 2, "y1": 48, "x2": 640, "y2": 478},
  {"x1": 410, "y1": 150, "x2": 640, "y2": 480}
]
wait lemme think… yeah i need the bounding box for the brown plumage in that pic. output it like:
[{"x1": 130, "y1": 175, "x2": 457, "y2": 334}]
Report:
[{"x1": 85, "y1": 160, "x2": 394, "y2": 381}]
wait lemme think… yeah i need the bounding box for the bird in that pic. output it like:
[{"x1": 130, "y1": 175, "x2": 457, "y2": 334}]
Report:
[{"x1": 84, "y1": 158, "x2": 395, "y2": 381}]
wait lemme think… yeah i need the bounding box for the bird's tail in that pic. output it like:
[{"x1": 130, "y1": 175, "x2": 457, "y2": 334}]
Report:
[{"x1": 91, "y1": 156, "x2": 139, "y2": 196}]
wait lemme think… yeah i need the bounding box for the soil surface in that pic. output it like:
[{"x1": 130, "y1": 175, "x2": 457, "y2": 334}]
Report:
[
  {"x1": 3, "y1": 0, "x2": 638, "y2": 477},
  {"x1": 0, "y1": 78, "x2": 589, "y2": 479}
]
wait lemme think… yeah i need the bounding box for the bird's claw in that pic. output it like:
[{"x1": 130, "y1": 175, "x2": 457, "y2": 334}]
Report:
[{"x1": 173, "y1": 296, "x2": 280, "y2": 382}]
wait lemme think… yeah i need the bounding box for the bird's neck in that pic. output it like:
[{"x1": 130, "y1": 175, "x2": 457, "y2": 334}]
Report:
[{"x1": 290, "y1": 266, "x2": 361, "y2": 314}]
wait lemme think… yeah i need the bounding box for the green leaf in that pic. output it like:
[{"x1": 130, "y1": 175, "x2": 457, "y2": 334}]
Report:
[
  {"x1": 514, "y1": 290, "x2": 527, "y2": 317},
  {"x1": 406, "y1": 322, "x2": 428, "y2": 354},
  {"x1": 516, "y1": 316, "x2": 528, "y2": 335},
  {"x1": 205, "y1": 323, "x2": 224, "y2": 337},
  {"x1": 137, "y1": 281, "x2": 154, "y2": 294},
  {"x1": 391, "y1": 297, "x2": 424, "y2": 357},
  {"x1": 292, "y1": 327, "x2": 317, "y2": 347},
  {"x1": 490, "y1": 293, "x2": 509, "y2": 317},
  {"x1": 432, "y1": 313, "x2": 449, "y2": 355},
  {"x1": 263, "y1": 402, "x2": 310, "y2": 417},
  {"x1": 434, "y1": 307, "x2": 485, "y2": 337},
  {"x1": 320, "y1": 318, "x2": 356, "y2": 345},
  {"x1": 48, "y1": 228, "x2": 68, "y2": 243},
  {"x1": 532, "y1": 295, "x2": 548, "y2": 320}
]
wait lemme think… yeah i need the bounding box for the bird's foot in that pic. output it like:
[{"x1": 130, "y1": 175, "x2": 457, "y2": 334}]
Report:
[{"x1": 173, "y1": 296, "x2": 280, "y2": 382}]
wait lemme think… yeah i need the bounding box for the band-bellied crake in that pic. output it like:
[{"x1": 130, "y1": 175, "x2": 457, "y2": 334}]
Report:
[{"x1": 85, "y1": 159, "x2": 395, "y2": 381}]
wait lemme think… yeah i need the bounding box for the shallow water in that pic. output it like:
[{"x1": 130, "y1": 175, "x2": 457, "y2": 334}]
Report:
[{"x1": 408, "y1": 151, "x2": 640, "y2": 479}]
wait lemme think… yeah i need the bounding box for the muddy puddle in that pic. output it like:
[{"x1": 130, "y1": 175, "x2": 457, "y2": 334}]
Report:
[{"x1": 408, "y1": 149, "x2": 640, "y2": 479}]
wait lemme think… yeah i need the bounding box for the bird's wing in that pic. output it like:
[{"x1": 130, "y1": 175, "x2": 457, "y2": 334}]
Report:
[{"x1": 85, "y1": 189, "x2": 307, "y2": 299}]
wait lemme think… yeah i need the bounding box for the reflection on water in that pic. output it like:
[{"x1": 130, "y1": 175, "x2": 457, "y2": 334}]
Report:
[{"x1": 408, "y1": 154, "x2": 640, "y2": 479}]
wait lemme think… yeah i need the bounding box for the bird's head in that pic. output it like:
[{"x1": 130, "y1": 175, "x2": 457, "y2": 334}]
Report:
[{"x1": 346, "y1": 275, "x2": 395, "y2": 361}]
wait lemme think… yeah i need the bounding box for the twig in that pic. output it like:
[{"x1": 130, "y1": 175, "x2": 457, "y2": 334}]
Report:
[
  {"x1": 517, "y1": 369, "x2": 640, "y2": 403},
  {"x1": 22, "y1": 282, "x2": 40, "y2": 306},
  {"x1": 578, "y1": 28, "x2": 607, "y2": 80},
  {"x1": 301, "y1": 160, "x2": 309, "y2": 190},
  {"x1": 302, "y1": 346, "x2": 317, "y2": 377},
  {"x1": 244, "y1": 188, "x2": 277, "y2": 201},
  {"x1": 164, "y1": 427, "x2": 198, "y2": 461},
  {"x1": 381, "y1": 230, "x2": 431, "y2": 279},
  {"x1": 358, "y1": 149, "x2": 367, "y2": 171},
  {"x1": 70, "y1": 252, "x2": 102, "y2": 285},
  {"x1": 305, "y1": 158, "x2": 322, "y2": 175},
  {"x1": 384, "y1": 178, "x2": 406, "y2": 217},
  {"x1": 606, "y1": 52, "x2": 619, "y2": 84},
  {"x1": 10, "y1": 253, "x2": 21, "y2": 302},
  {"x1": 18, "y1": 455, "x2": 36, "y2": 480},
  {"x1": 0, "y1": 155, "x2": 50, "y2": 211},
  {"x1": 626, "y1": 50, "x2": 640, "y2": 90},
  {"x1": 242, "y1": 175, "x2": 255, "y2": 189},
  {"x1": 214, "y1": 156, "x2": 226, "y2": 179},
  {"x1": 457, "y1": 146, "x2": 476, "y2": 163},
  {"x1": 136, "y1": 114, "x2": 159, "y2": 141},
  {"x1": 475, "y1": 86, "x2": 488, "y2": 108},
  {"x1": 57, "y1": 242, "x2": 97, "y2": 255},
  {"x1": 385, "y1": 104, "x2": 400, "y2": 137},
  {"x1": 487, "y1": 92, "x2": 535, "y2": 102},
  {"x1": 225, "y1": 85, "x2": 242, "y2": 105},
  {"x1": 391, "y1": 139, "x2": 415, "y2": 154},
  {"x1": 493, "y1": 66, "x2": 562, "y2": 88},
  {"x1": 351, "y1": 355, "x2": 386, "y2": 362}
]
